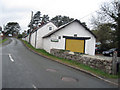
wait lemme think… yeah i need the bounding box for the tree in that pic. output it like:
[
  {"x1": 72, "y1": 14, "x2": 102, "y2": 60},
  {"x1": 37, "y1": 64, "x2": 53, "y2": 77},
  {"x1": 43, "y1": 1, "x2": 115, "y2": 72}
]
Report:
[
  {"x1": 28, "y1": 11, "x2": 50, "y2": 44},
  {"x1": 41, "y1": 15, "x2": 49, "y2": 24},
  {"x1": 0, "y1": 26, "x2": 2, "y2": 31},
  {"x1": 0, "y1": 26, "x2": 2, "y2": 35},
  {"x1": 30, "y1": 11, "x2": 42, "y2": 29},
  {"x1": 28, "y1": 11, "x2": 50, "y2": 30},
  {"x1": 91, "y1": 0, "x2": 120, "y2": 50},
  {"x1": 17, "y1": 34, "x2": 22, "y2": 39},
  {"x1": 28, "y1": 11, "x2": 41, "y2": 44},
  {"x1": 92, "y1": 23, "x2": 116, "y2": 51},
  {"x1": 4, "y1": 22, "x2": 20, "y2": 36},
  {"x1": 51, "y1": 15, "x2": 74, "y2": 27},
  {"x1": 22, "y1": 30, "x2": 27, "y2": 38}
]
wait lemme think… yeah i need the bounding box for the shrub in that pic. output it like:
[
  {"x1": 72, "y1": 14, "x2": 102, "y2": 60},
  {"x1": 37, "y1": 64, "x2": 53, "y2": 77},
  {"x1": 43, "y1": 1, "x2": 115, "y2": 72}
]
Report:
[{"x1": 17, "y1": 34, "x2": 22, "y2": 38}]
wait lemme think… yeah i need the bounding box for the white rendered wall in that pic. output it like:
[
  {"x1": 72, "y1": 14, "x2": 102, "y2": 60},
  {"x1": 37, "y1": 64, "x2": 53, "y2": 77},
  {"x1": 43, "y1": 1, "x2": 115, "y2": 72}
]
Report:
[
  {"x1": 35, "y1": 22, "x2": 57, "y2": 49},
  {"x1": 26, "y1": 35, "x2": 29, "y2": 42},
  {"x1": 31, "y1": 32, "x2": 36, "y2": 47},
  {"x1": 43, "y1": 37, "x2": 51, "y2": 52}
]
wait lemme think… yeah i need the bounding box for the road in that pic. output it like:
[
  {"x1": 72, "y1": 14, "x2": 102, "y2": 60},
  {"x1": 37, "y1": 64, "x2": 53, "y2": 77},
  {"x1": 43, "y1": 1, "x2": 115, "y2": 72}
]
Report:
[{"x1": 1, "y1": 38, "x2": 118, "y2": 88}]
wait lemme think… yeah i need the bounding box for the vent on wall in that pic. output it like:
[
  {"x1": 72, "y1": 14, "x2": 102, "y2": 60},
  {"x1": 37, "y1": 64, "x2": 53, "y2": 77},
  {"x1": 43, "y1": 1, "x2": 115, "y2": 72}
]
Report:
[
  {"x1": 74, "y1": 34, "x2": 77, "y2": 37},
  {"x1": 58, "y1": 36, "x2": 61, "y2": 39},
  {"x1": 49, "y1": 27, "x2": 52, "y2": 30}
]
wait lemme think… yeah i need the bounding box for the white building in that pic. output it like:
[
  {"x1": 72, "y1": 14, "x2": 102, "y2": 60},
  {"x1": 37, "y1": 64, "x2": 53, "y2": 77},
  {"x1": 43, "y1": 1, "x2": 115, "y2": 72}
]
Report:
[
  {"x1": 25, "y1": 19, "x2": 96, "y2": 55},
  {"x1": 30, "y1": 22, "x2": 57, "y2": 48}
]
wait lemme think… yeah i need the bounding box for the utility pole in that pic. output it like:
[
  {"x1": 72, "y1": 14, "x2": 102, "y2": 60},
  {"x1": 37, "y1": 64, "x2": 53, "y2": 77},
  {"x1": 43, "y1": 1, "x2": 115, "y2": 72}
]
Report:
[
  {"x1": 29, "y1": 11, "x2": 33, "y2": 44},
  {"x1": 2, "y1": 24, "x2": 5, "y2": 39}
]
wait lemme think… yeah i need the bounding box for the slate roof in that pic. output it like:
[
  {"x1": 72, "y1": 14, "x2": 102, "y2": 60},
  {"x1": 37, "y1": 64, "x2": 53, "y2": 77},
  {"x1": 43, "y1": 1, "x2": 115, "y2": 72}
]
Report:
[{"x1": 42, "y1": 19, "x2": 96, "y2": 38}]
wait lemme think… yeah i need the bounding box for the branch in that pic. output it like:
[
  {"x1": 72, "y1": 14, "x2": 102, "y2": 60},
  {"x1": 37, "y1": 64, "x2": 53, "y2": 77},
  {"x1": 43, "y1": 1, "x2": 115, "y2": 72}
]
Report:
[{"x1": 101, "y1": 4, "x2": 118, "y2": 22}]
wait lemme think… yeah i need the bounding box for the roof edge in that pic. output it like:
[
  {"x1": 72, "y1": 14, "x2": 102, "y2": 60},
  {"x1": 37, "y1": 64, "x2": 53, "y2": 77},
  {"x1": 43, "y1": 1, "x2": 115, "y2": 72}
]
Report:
[
  {"x1": 43, "y1": 19, "x2": 96, "y2": 38},
  {"x1": 31, "y1": 21, "x2": 57, "y2": 34}
]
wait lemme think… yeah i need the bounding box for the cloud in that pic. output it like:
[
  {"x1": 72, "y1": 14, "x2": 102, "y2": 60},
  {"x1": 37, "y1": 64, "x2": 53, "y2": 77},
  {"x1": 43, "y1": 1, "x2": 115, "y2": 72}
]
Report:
[{"x1": 0, "y1": 0, "x2": 111, "y2": 31}]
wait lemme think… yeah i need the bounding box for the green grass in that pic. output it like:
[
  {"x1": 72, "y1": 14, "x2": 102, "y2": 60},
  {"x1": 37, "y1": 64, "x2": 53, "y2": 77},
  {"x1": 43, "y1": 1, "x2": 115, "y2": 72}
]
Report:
[
  {"x1": 22, "y1": 40, "x2": 119, "y2": 79},
  {"x1": 0, "y1": 38, "x2": 8, "y2": 44}
]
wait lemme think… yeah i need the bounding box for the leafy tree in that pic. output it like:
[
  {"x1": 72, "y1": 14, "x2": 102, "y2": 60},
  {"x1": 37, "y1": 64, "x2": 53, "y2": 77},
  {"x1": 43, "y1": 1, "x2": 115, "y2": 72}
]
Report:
[
  {"x1": 28, "y1": 11, "x2": 42, "y2": 44},
  {"x1": 92, "y1": 24, "x2": 111, "y2": 50},
  {"x1": 22, "y1": 30, "x2": 27, "y2": 38},
  {"x1": 0, "y1": 26, "x2": 2, "y2": 35},
  {"x1": 91, "y1": 1, "x2": 120, "y2": 50},
  {"x1": 28, "y1": 11, "x2": 50, "y2": 29},
  {"x1": 41, "y1": 15, "x2": 49, "y2": 24},
  {"x1": 4, "y1": 22, "x2": 20, "y2": 36},
  {"x1": 27, "y1": 29, "x2": 30, "y2": 34},
  {"x1": 17, "y1": 34, "x2": 22, "y2": 39},
  {"x1": 0, "y1": 26, "x2": 2, "y2": 31},
  {"x1": 31, "y1": 11, "x2": 42, "y2": 28},
  {"x1": 51, "y1": 15, "x2": 74, "y2": 27},
  {"x1": 28, "y1": 11, "x2": 50, "y2": 44}
]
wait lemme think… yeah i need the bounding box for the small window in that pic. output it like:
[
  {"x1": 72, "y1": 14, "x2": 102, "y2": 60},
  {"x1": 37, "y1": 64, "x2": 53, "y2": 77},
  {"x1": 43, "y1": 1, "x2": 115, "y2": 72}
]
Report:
[
  {"x1": 74, "y1": 34, "x2": 77, "y2": 37},
  {"x1": 49, "y1": 27, "x2": 52, "y2": 30},
  {"x1": 58, "y1": 36, "x2": 61, "y2": 39}
]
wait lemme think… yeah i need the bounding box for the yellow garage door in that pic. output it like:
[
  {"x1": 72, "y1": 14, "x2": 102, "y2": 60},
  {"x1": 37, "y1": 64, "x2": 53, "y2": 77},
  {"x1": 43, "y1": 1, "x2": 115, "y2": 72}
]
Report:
[{"x1": 66, "y1": 39, "x2": 84, "y2": 53}]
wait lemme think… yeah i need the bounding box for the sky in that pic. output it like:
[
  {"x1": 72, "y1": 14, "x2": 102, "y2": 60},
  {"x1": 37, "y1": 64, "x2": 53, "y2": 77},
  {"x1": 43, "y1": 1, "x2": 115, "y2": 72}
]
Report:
[{"x1": 0, "y1": 0, "x2": 111, "y2": 33}]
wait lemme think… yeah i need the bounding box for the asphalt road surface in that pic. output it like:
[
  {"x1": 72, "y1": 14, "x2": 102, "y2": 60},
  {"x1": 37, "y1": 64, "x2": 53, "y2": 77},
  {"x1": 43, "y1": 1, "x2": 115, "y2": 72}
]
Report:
[{"x1": 1, "y1": 38, "x2": 118, "y2": 88}]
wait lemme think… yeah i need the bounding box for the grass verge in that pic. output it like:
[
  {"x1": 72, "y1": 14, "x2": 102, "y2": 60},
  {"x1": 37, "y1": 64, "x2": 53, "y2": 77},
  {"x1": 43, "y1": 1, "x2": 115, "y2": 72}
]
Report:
[
  {"x1": 0, "y1": 38, "x2": 8, "y2": 44},
  {"x1": 22, "y1": 40, "x2": 119, "y2": 79}
]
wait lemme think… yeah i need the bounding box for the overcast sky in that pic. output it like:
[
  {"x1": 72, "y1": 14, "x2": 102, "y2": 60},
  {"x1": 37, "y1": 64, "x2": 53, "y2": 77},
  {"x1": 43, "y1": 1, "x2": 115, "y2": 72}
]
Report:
[{"x1": 0, "y1": 0, "x2": 111, "y2": 33}]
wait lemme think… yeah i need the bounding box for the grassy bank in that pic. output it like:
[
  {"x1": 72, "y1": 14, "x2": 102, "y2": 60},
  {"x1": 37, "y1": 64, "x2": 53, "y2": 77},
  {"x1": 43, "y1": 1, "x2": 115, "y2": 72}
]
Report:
[
  {"x1": 22, "y1": 40, "x2": 119, "y2": 79},
  {"x1": 0, "y1": 38, "x2": 8, "y2": 44}
]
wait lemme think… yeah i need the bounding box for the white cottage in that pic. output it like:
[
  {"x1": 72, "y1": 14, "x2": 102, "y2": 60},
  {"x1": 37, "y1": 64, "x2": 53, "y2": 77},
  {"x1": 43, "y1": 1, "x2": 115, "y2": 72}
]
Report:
[
  {"x1": 26, "y1": 19, "x2": 96, "y2": 55},
  {"x1": 42, "y1": 19, "x2": 96, "y2": 55},
  {"x1": 30, "y1": 22, "x2": 58, "y2": 48}
]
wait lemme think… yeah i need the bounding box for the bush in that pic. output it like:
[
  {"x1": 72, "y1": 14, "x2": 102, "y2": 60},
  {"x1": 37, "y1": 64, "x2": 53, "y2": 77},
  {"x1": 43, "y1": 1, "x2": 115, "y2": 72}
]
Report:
[{"x1": 17, "y1": 34, "x2": 22, "y2": 38}]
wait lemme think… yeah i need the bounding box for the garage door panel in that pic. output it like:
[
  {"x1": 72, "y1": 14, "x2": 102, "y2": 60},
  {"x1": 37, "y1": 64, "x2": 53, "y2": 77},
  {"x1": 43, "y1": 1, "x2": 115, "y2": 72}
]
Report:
[{"x1": 66, "y1": 39, "x2": 84, "y2": 53}]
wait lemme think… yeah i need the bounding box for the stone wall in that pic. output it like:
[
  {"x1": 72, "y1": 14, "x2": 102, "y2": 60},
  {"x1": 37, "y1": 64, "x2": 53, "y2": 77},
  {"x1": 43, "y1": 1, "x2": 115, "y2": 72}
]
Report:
[{"x1": 50, "y1": 49, "x2": 113, "y2": 74}]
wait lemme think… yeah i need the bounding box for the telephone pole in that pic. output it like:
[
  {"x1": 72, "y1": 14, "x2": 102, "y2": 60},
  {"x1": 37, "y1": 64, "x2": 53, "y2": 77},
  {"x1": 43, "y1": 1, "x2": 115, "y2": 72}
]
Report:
[{"x1": 29, "y1": 11, "x2": 33, "y2": 44}]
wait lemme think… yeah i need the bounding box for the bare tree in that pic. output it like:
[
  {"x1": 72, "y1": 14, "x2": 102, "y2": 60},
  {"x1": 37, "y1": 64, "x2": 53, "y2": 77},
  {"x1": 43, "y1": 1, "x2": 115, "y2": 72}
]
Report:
[{"x1": 91, "y1": 0, "x2": 120, "y2": 50}]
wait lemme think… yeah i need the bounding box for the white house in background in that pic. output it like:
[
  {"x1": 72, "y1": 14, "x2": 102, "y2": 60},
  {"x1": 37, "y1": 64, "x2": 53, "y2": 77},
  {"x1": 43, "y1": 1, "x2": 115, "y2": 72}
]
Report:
[
  {"x1": 42, "y1": 19, "x2": 96, "y2": 55},
  {"x1": 30, "y1": 22, "x2": 58, "y2": 48},
  {"x1": 25, "y1": 19, "x2": 96, "y2": 55}
]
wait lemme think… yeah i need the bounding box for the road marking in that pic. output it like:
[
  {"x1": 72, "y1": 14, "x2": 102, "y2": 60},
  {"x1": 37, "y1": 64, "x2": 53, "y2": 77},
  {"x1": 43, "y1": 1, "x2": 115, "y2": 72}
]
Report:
[
  {"x1": 8, "y1": 54, "x2": 14, "y2": 62},
  {"x1": 32, "y1": 84, "x2": 38, "y2": 90}
]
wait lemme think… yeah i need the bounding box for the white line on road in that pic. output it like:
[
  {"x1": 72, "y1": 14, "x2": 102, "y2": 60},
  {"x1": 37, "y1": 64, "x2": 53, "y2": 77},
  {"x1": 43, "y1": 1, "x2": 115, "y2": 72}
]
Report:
[
  {"x1": 32, "y1": 84, "x2": 38, "y2": 90},
  {"x1": 8, "y1": 54, "x2": 14, "y2": 62}
]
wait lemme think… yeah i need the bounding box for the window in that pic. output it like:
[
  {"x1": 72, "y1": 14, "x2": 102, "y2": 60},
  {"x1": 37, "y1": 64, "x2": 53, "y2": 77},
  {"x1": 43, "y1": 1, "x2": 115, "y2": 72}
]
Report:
[
  {"x1": 74, "y1": 34, "x2": 77, "y2": 37},
  {"x1": 49, "y1": 27, "x2": 52, "y2": 30},
  {"x1": 58, "y1": 36, "x2": 61, "y2": 39}
]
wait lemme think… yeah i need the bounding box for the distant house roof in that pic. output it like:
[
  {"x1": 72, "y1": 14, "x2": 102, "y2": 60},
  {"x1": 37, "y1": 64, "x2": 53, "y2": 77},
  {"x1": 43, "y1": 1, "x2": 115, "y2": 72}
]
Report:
[{"x1": 42, "y1": 19, "x2": 96, "y2": 38}]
